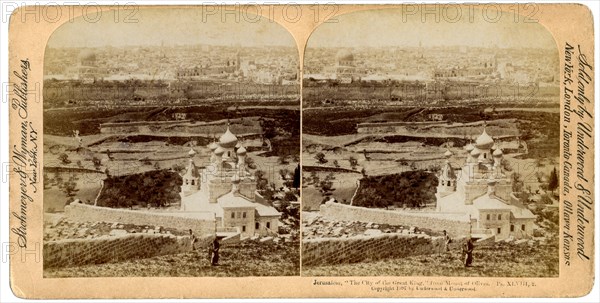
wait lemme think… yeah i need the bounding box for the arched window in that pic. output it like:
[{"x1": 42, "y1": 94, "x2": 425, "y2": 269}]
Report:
[{"x1": 185, "y1": 179, "x2": 189, "y2": 185}]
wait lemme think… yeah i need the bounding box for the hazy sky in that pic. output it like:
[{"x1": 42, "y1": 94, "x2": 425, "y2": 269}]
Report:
[
  {"x1": 47, "y1": 8, "x2": 295, "y2": 48},
  {"x1": 308, "y1": 8, "x2": 557, "y2": 49}
]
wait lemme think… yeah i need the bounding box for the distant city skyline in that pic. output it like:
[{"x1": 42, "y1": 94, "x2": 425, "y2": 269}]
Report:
[
  {"x1": 47, "y1": 8, "x2": 295, "y2": 48},
  {"x1": 308, "y1": 8, "x2": 557, "y2": 50}
]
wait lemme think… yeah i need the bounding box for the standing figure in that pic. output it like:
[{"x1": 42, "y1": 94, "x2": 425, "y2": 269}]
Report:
[
  {"x1": 443, "y1": 230, "x2": 452, "y2": 253},
  {"x1": 463, "y1": 237, "x2": 474, "y2": 267},
  {"x1": 189, "y1": 229, "x2": 197, "y2": 251},
  {"x1": 209, "y1": 237, "x2": 220, "y2": 266}
]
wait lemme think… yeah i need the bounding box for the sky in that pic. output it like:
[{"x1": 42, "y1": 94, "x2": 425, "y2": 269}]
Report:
[
  {"x1": 47, "y1": 7, "x2": 296, "y2": 48},
  {"x1": 307, "y1": 8, "x2": 558, "y2": 50}
]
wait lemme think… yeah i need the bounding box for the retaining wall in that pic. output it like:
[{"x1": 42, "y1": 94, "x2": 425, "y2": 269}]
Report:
[
  {"x1": 44, "y1": 233, "x2": 212, "y2": 268},
  {"x1": 64, "y1": 202, "x2": 215, "y2": 235},
  {"x1": 320, "y1": 202, "x2": 470, "y2": 237},
  {"x1": 302, "y1": 233, "x2": 445, "y2": 266}
]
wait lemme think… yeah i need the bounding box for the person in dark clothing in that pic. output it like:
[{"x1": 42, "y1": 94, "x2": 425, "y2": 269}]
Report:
[
  {"x1": 463, "y1": 237, "x2": 474, "y2": 267},
  {"x1": 442, "y1": 230, "x2": 452, "y2": 253},
  {"x1": 209, "y1": 237, "x2": 220, "y2": 266}
]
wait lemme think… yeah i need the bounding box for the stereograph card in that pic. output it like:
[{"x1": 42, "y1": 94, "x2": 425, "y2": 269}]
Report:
[{"x1": 6, "y1": 3, "x2": 595, "y2": 299}]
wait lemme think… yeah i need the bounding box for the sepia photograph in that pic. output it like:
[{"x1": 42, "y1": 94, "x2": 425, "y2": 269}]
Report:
[
  {"x1": 4, "y1": 2, "x2": 595, "y2": 299},
  {"x1": 301, "y1": 8, "x2": 561, "y2": 277},
  {"x1": 41, "y1": 7, "x2": 301, "y2": 278}
]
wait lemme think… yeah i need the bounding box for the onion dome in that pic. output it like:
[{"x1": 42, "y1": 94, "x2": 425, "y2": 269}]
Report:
[
  {"x1": 214, "y1": 146, "x2": 224, "y2": 156},
  {"x1": 465, "y1": 143, "x2": 474, "y2": 152},
  {"x1": 232, "y1": 173, "x2": 240, "y2": 183},
  {"x1": 475, "y1": 128, "x2": 494, "y2": 149},
  {"x1": 235, "y1": 141, "x2": 242, "y2": 149},
  {"x1": 444, "y1": 149, "x2": 453, "y2": 158},
  {"x1": 188, "y1": 148, "x2": 196, "y2": 157},
  {"x1": 491, "y1": 143, "x2": 498, "y2": 151},
  {"x1": 470, "y1": 148, "x2": 480, "y2": 157},
  {"x1": 487, "y1": 177, "x2": 497, "y2": 185},
  {"x1": 493, "y1": 148, "x2": 503, "y2": 157},
  {"x1": 208, "y1": 142, "x2": 218, "y2": 151},
  {"x1": 219, "y1": 127, "x2": 238, "y2": 148},
  {"x1": 236, "y1": 145, "x2": 247, "y2": 156}
]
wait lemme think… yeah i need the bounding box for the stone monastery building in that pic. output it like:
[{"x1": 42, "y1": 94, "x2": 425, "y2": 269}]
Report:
[
  {"x1": 436, "y1": 126, "x2": 536, "y2": 240},
  {"x1": 180, "y1": 126, "x2": 280, "y2": 237}
]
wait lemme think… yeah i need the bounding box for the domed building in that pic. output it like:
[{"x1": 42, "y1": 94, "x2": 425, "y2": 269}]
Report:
[
  {"x1": 334, "y1": 49, "x2": 358, "y2": 83},
  {"x1": 74, "y1": 49, "x2": 106, "y2": 83},
  {"x1": 435, "y1": 126, "x2": 536, "y2": 240},
  {"x1": 179, "y1": 126, "x2": 280, "y2": 237}
]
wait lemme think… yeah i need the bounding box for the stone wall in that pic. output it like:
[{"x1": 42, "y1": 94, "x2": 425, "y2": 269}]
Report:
[
  {"x1": 64, "y1": 203, "x2": 216, "y2": 235},
  {"x1": 320, "y1": 202, "x2": 470, "y2": 237},
  {"x1": 302, "y1": 233, "x2": 445, "y2": 266},
  {"x1": 44, "y1": 233, "x2": 212, "y2": 268}
]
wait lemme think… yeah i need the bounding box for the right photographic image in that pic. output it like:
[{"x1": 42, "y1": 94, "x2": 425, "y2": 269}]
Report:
[{"x1": 301, "y1": 7, "x2": 560, "y2": 277}]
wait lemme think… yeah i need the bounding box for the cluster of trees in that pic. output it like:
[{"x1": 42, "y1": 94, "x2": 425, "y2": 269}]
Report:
[
  {"x1": 353, "y1": 170, "x2": 437, "y2": 208},
  {"x1": 97, "y1": 170, "x2": 182, "y2": 208}
]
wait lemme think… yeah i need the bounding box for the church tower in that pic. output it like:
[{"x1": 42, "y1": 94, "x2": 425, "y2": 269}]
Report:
[
  {"x1": 180, "y1": 149, "x2": 201, "y2": 210},
  {"x1": 437, "y1": 149, "x2": 457, "y2": 199}
]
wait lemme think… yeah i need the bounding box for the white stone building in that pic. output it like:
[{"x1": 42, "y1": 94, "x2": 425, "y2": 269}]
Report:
[
  {"x1": 436, "y1": 126, "x2": 536, "y2": 240},
  {"x1": 180, "y1": 126, "x2": 280, "y2": 237}
]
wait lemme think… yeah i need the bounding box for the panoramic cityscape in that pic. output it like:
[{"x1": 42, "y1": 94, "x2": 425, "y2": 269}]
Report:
[
  {"x1": 42, "y1": 8, "x2": 300, "y2": 277},
  {"x1": 301, "y1": 8, "x2": 560, "y2": 277},
  {"x1": 40, "y1": 6, "x2": 562, "y2": 280}
]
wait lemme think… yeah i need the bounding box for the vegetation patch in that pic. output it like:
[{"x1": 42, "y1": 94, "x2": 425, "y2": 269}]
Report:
[
  {"x1": 97, "y1": 170, "x2": 182, "y2": 208},
  {"x1": 353, "y1": 170, "x2": 438, "y2": 208}
]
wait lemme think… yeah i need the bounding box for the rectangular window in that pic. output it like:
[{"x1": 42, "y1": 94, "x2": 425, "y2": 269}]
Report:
[
  {"x1": 255, "y1": 222, "x2": 259, "y2": 229},
  {"x1": 231, "y1": 212, "x2": 235, "y2": 219},
  {"x1": 510, "y1": 225, "x2": 515, "y2": 232},
  {"x1": 486, "y1": 214, "x2": 490, "y2": 220},
  {"x1": 242, "y1": 225, "x2": 246, "y2": 232},
  {"x1": 266, "y1": 222, "x2": 271, "y2": 229},
  {"x1": 497, "y1": 227, "x2": 501, "y2": 234},
  {"x1": 243, "y1": 212, "x2": 246, "y2": 218},
  {"x1": 497, "y1": 214, "x2": 501, "y2": 220},
  {"x1": 521, "y1": 224, "x2": 526, "y2": 231}
]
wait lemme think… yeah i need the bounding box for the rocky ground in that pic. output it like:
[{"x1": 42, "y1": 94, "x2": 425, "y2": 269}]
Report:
[
  {"x1": 302, "y1": 212, "x2": 438, "y2": 240},
  {"x1": 44, "y1": 214, "x2": 188, "y2": 242},
  {"x1": 303, "y1": 240, "x2": 559, "y2": 277},
  {"x1": 45, "y1": 239, "x2": 300, "y2": 277}
]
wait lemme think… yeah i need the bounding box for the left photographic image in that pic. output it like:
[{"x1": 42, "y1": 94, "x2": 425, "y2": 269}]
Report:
[{"x1": 42, "y1": 7, "x2": 300, "y2": 278}]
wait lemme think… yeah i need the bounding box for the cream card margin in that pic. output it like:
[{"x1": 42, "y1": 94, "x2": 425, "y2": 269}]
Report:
[{"x1": 8, "y1": 3, "x2": 595, "y2": 299}]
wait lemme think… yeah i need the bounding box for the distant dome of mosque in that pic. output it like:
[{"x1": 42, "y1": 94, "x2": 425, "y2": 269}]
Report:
[
  {"x1": 475, "y1": 128, "x2": 494, "y2": 149},
  {"x1": 208, "y1": 142, "x2": 218, "y2": 151},
  {"x1": 444, "y1": 150, "x2": 453, "y2": 158},
  {"x1": 232, "y1": 173, "x2": 240, "y2": 183},
  {"x1": 188, "y1": 148, "x2": 196, "y2": 156},
  {"x1": 493, "y1": 148, "x2": 503, "y2": 157},
  {"x1": 236, "y1": 145, "x2": 247, "y2": 155},
  {"x1": 214, "y1": 146, "x2": 224, "y2": 156},
  {"x1": 470, "y1": 148, "x2": 480, "y2": 157},
  {"x1": 78, "y1": 50, "x2": 96, "y2": 64},
  {"x1": 219, "y1": 127, "x2": 238, "y2": 148},
  {"x1": 336, "y1": 49, "x2": 354, "y2": 63}
]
